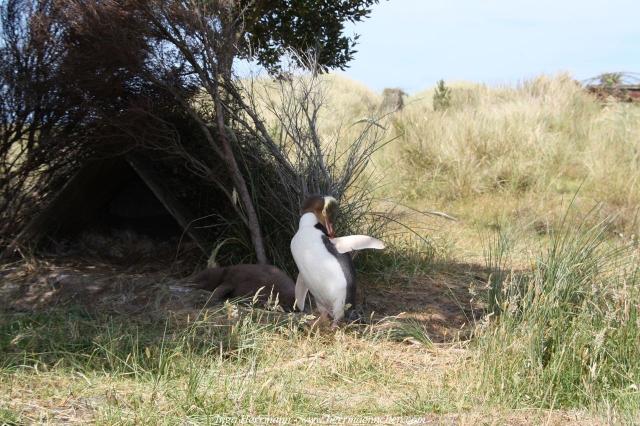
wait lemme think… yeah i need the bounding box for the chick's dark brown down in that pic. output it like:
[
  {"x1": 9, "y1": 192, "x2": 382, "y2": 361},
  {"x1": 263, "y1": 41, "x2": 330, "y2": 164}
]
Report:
[{"x1": 189, "y1": 264, "x2": 297, "y2": 311}]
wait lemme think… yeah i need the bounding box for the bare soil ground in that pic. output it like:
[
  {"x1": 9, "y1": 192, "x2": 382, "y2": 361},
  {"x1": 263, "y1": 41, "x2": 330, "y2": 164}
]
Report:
[
  {"x1": 362, "y1": 262, "x2": 487, "y2": 341},
  {"x1": 1, "y1": 255, "x2": 484, "y2": 342},
  {"x1": 1, "y1": 258, "x2": 205, "y2": 315}
]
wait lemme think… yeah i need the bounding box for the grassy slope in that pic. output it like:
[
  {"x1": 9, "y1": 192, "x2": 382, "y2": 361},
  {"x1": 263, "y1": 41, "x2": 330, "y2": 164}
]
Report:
[
  {"x1": 381, "y1": 74, "x2": 640, "y2": 238},
  {"x1": 2, "y1": 74, "x2": 639, "y2": 424}
]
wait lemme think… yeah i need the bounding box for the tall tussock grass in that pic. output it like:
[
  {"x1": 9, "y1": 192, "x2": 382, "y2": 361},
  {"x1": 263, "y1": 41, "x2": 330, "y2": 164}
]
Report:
[
  {"x1": 382, "y1": 74, "x2": 640, "y2": 234},
  {"x1": 476, "y1": 210, "x2": 640, "y2": 417}
]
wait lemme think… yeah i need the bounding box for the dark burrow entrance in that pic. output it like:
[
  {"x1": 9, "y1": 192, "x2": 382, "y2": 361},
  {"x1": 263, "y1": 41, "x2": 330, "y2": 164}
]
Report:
[
  {"x1": 23, "y1": 157, "x2": 206, "y2": 267},
  {"x1": 84, "y1": 165, "x2": 183, "y2": 239}
]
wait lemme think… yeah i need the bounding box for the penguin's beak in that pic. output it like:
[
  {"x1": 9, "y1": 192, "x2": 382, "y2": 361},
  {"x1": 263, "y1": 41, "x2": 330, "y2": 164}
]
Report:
[{"x1": 325, "y1": 218, "x2": 336, "y2": 238}]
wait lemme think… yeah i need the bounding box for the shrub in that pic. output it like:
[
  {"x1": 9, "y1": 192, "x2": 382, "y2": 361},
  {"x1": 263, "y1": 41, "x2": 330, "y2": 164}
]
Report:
[{"x1": 432, "y1": 79, "x2": 452, "y2": 111}]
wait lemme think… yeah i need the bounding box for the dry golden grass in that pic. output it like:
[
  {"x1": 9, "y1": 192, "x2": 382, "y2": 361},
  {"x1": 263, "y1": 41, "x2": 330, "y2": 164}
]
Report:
[{"x1": 377, "y1": 74, "x2": 640, "y2": 239}]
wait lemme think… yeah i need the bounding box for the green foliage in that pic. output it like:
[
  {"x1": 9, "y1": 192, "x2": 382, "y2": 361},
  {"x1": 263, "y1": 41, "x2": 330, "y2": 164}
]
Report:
[
  {"x1": 432, "y1": 79, "x2": 452, "y2": 111},
  {"x1": 241, "y1": 0, "x2": 380, "y2": 72},
  {"x1": 0, "y1": 407, "x2": 20, "y2": 425},
  {"x1": 599, "y1": 72, "x2": 623, "y2": 87},
  {"x1": 388, "y1": 319, "x2": 433, "y2": 347}
]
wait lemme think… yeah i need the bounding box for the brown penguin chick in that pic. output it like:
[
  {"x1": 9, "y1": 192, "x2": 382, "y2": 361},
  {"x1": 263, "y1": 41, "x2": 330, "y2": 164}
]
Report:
[{"x1": 189, "y1": 264, "x2": 297, "y2": 311}]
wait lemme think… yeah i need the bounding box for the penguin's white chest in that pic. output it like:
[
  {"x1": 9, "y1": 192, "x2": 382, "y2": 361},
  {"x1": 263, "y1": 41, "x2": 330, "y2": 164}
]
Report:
[{"x1": 290, "y1": 226, "x2": 347, "y2": 312}]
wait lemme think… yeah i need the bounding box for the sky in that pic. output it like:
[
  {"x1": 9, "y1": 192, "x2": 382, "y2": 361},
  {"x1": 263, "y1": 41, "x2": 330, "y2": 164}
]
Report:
[{"x1": 338, "y1": 0, "x2": 640, "y2": 93}]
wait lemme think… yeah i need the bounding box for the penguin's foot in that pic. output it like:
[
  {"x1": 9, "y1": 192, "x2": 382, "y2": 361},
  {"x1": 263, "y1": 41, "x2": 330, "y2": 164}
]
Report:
[{"x1": 311, "y1": 311, "x2": 332, "y2": 330}]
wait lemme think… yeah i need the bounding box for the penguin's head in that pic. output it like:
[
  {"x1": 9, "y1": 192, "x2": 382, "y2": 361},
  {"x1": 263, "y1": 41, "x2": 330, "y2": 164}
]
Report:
[{"x1": 301, "y1": 195, "x2": 338, "y2": 238}]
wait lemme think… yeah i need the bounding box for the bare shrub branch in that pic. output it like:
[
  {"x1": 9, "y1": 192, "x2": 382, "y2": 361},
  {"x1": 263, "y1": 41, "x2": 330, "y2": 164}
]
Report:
[{"x1": 221, "y1": 53, "x2": 391, "y2": 267}]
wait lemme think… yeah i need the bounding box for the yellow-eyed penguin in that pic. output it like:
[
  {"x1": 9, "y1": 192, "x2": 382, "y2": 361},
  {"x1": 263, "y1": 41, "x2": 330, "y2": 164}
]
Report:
[{"x1": 290, "y1": 195, "x2": 385, "y2": 325}]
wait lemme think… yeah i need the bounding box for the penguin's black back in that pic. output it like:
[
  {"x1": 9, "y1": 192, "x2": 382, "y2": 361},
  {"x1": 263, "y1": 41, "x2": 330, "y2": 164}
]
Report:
[{"x1": 321, "y1": 235, "x2": 356, "y2": 309}]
